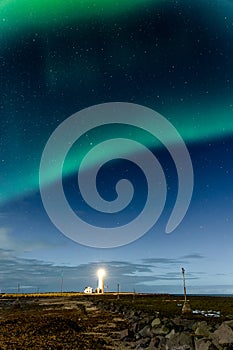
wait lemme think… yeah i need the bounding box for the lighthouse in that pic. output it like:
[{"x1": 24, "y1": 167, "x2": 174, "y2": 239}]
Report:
[{"x1": 97, "y1": 269, "x2": 105, "y2": 293}]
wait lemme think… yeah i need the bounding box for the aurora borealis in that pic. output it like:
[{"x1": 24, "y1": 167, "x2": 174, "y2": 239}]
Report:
[{"x1": 0, "y1": 0, "x2": 233, "y2": 293}]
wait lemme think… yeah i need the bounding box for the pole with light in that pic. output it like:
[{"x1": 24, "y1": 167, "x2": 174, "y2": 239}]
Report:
[
  {"x1": 182, "y1": 267, "x2": 187, "y2": 302},
  {"x1": 181, "y1": 267, "x2": 192, "y2": 314}
]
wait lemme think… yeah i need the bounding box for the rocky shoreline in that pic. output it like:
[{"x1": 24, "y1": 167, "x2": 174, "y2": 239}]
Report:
[{"x1": 95, "y1": 299, "x2": 233, "y2": 350}]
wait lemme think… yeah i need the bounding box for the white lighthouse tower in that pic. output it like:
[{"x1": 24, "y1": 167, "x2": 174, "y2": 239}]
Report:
[{"x1": 97, "y1": 269, "x2": 105, "y2": 293}]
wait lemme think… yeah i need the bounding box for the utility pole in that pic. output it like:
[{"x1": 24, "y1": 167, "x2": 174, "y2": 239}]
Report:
[
  {"x1": 182, "y1": 267, "x2": 187, "y2": 302},
  {"x1": 117, "y1": 283, "x2": 120, "y2": 300},
  {"x1": 132, "y1": 288, "x2": 136, "y2": 303},
  {"x1": 181, "y1": 267, "x2": 192, "y2": 314},
  {"x1": 60, "y1": 273, "x2": 63, "y2": 293}
]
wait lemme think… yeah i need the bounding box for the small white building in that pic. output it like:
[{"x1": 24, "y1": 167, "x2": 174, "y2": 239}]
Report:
[{"x1": 84, "y1": 286, "x2": 93, "y2": 294}]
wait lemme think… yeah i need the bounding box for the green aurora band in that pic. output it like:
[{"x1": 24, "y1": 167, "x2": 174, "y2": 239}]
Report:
[
  {"x1": 0, "y1": 0, "x2": 233, "y2": 205},
  {"x1": 1, "y1": 105, "x2": 233, "y2": 206},
  {"x1": 0, "y1": 0, "x2": 159, "y2": 37}
]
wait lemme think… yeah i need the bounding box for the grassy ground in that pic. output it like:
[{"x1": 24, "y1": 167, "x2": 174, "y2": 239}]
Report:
[
  {"x1": 89, "y1": 293, "x2": 233, "y2": 320},
  {"x1": 1, "y1": 293, "x2": 233, "y2": 318}
]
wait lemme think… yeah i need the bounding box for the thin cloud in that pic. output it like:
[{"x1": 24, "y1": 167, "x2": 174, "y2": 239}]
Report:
[
  {"x1": 0, "y1": 226, "x2": 65, "y2": 254},
  {"x1": 181, "y1": 254, "x2": 205, "y2": 259},
  {"x1": 142, "y1": 254, "x2": 205, "y2": 267},
  {"x1": 142, "y1": 257, "x2": 184, "y2": 265}
]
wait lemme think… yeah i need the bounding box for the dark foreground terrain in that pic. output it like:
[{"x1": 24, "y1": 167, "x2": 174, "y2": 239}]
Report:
[
  {"x1": 0, "y1": 293, "x2": 233, "y2": 350},
  {"x1": 0, "y1": 294, "x2": 130, "y2": 350}
]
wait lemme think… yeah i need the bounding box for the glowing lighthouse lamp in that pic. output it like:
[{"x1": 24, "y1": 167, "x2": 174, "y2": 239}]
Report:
[{"x1": 97, "y1": 269, "x2": 105, "y2": 294}]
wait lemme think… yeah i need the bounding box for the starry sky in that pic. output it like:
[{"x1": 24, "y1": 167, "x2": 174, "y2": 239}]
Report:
[{"x1": 0, "y1": 0, "x2": 233, "y2": 294}]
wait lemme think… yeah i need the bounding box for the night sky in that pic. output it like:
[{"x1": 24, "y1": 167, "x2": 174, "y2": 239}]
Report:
[{"x1": 0, "y1": 0, "x2": 233, "y2": 294}]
